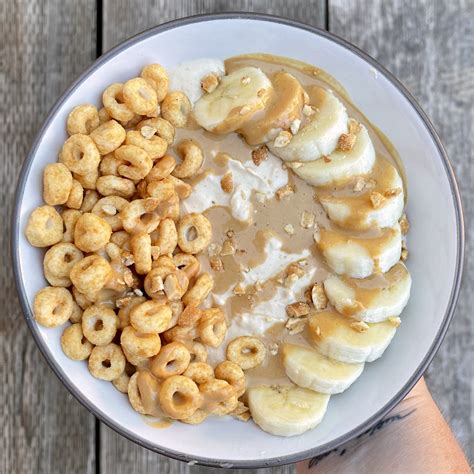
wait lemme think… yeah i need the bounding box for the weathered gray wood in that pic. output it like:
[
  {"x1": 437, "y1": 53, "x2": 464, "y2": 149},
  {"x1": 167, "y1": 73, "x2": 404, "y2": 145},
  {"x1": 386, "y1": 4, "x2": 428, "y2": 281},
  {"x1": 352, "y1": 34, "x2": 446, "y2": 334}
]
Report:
[
  {"x1": 330, "y1": 0, "x2": 474, "y2": 461},
  {"x1": 100, "y1": 2, "x2": 325, "y2": 472},
  {"x1": 0, "y1": 1, "x2": 97, "y2": 473}
]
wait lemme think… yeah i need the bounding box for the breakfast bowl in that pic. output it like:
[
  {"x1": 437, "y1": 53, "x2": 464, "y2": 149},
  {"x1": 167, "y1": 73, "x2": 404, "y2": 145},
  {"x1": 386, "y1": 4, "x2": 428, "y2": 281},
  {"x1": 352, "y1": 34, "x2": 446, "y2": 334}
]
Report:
[{"x1": 12, "y1": 13, "x2": 463, "y2": 468}]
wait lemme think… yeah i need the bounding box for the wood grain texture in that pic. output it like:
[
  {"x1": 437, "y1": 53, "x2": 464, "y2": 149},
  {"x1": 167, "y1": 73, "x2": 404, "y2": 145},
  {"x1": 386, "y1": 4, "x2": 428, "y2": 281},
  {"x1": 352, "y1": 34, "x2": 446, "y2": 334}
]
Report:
[
  {"x1": 330, "y1": 0, "x2": 474, "y2": 461},
  {"x1": 0, "y1": 1, "x2": 97, "y2": 473}
]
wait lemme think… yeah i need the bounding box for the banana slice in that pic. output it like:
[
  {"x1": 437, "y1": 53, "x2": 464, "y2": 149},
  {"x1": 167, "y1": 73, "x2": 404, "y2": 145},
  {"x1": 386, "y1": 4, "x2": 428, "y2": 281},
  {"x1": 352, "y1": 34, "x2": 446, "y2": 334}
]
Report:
[
  {"x1": 193, "y1": 67, "x2": 273, "y2": 134},
  {"x1": 289, "y1": 124, "x2": 376, "y2": 186},
  {"x1": 316, "y1": 157, "x2": 404, "y2": 230},
  {"x1": 248, "y1": 384, "x2": 330, "y2": 437},
  {"x1": 268, "y1": 87, "x2": 348, "y2": 162},
  {"x1": 240, "y1": 72, "x2": 306, "y2": 145},
  {"x1": 308, "y1": 310, "x2": 397, "y2": 363},
  {"x1": 324, "y1": 263, "x2": 411, "y2": 323},
  {"x1": 281, "y1": 343, "x2": 364, "y2": 394},
  {"x1": 315, "y1": 223, "x2": 402, "y2": 278}
]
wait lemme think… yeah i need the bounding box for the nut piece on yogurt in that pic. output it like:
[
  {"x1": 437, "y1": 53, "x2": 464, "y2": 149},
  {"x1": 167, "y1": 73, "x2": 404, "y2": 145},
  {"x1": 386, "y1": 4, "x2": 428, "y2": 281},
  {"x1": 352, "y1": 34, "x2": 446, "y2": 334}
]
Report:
[
  {"x1": 251, "y1": 145, "x2": 268, "y2": 166},
  {"x1": 286, "y1": 302, "x2": 310, "y2": 318},
  {"x1": 311, "y1": 283, "x2": 328, "y2": 310},
  {"x1": 201, "y1": 73, "x2": 220, "y2": 93},
  {"x1": 276, "y1": 184, "x2": 295, "y2": 200}
]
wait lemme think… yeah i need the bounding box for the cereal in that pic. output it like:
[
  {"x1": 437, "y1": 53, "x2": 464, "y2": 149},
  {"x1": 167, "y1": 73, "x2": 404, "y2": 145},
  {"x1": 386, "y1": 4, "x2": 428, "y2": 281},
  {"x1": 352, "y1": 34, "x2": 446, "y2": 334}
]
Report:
[
  {"x1": 102, "y1": 83, "x2": 135, "y2": 123},
  {"x1": 159, "y1": 375, "x2": 201, "y2": 420},
  {"x1": 117, "y1": 296, "x2": 146, "y2": 329},
  {"x1": 74, "y1": 213, "x2": 112, "y2": 252},
  {"x1": 43, "y1": 242, "x2": 83, "y2": 287},
  {"x1": 33, "y1": 287, "x2": 73, "y2": 327},
  {"x1": 90, "y1": 119, "x2": 126, "y2": 154},
  {"x1": 146, "y1": 155, "x2": 176, "y2": 182},
  {"x1": 120, "y1": 325, "x2": 161, "y2": 359},
  {"x1": 177, "y1": 213, "x2": 212, "y2": 254},
  {"x1": 25, "y1": 206, "x2": 63, "y2": 247},
  {"x1": 182, "y1": 273, "x2": 213, "y2": 307},
  {"x1": 198, "y1": 307, "x2": 226, "y2": 348},
  {"x1": 66, "y1": 179, "x2": 84, "y2": 210},
  {"x1": 92, "y1": 195, "x2": 128, "y2": 231},
  {"x1": 112, "y1": 363, "x2": 135, "y2": 393},
  {"x1": 163, "y1": 324, "x2": 198, "y2": 343},
  {"x1": 166, "y1": 175, "x2": 192, "y2": 199},
  {"x1": 147, "y1": 178, "x2": 175, "y2": 202},
  {"x1": 173, "y1": 253, "x2": 200, "y2": 280},
  {"x1": 199, "y1": 379, "x2": 237, "y2": 415},
  {"x1": 123, "y1": 77, "x2": 158, "y2": 116},
  {"x1": 141, "y1": 64, "x2": 169, "y2": 102},
  {"x1": 286, "y1": 302, "x2": 310, "y2": 318},
  {"x1": 61, "y1": 323, "x2": 93, "y2": 360},
  {"x1": 163, "y1": 271, "x2": 189, "y2": 301},
  {"x1": 67, "y1": 104, "x2": 100, "y2": 135},
  {"x1": 130, "y1": 300, "x2": 172, "y2": 334},
  {"x1": 226, "y1": 336, "x2": 266, "y2": 370},
  {"x1": 137, "y1": 118, "x2": 175, "y2": 146},
  {"x1": 69, "y1": 301, "x2": 83, "y2": 323},
  {"x1": 151, "y1": 218, "x2": 177, "y2": 257},
  {"x1": 96, "y1": 175, "x2": 136, "y2": 199},
  {"x1": 115, "y1": 144, "x2": 153, "y2": 180},
  {"x1": 214, "y1": 360, "x2": 246, "y2": 397},
  {"x1": 74, "y1": 167, "x2": 99, "y2": 191},
  {"x1": 82, "y1": 304, "x2": 118, "y2": 345},
  {"x1": 183, "y1": 362, "x2": 214, "y2": 385},
  {"x1": 151, "y1": 341, "x2": 191, "y2": 378},
  {"x1": 88, "y1": 343, "x2": 126, "y2": 381},
  {"x1": 43, "y1": 163, "x2": 73, "y2": 206},
  {"x1": 60, "y1": 134, "x2": 100, "y2": 176},
  {"x1": 173, "y1": 139, "x2": 204, "y2": 178},
  {"x1": 62, "y1": 209, "x2": 81, "y2": 243},
  {"x1": 121, "y1": 198, "x2": 161, "y2": 234},
  {"x1": 129, "y1": 232, "x2": 152, "y2": 275},
  {"x1": 80, "y1": 190, "x2": 100, "y2": 212},
  {"x1": 161, "y1": 92, "x2": 192, "y2": 128},
  {"x1": 186, "y1": 341, "x2": 208, "y2": 363},
  {"x1": 127, "y1": 372, "x2": 147, "y2": 414},
  {"x1": 69, "y1": 255, "x2": 112, "y2": 294},
  {"x1": 125, "y1": 130, "x2": 167, "y2": 160}
]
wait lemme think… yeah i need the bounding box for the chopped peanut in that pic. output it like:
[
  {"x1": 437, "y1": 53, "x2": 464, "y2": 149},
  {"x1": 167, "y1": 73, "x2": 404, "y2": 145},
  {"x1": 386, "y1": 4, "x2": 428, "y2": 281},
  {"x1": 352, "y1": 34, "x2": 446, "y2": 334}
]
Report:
[
  {"x1": 370, "y1": 191, "x2": 386, "y2": 209},
  {"x1": 251, "y1": 146, "x2": 268, "y2": 166},
  {"x1": 384, "y1": 187, "x2": 402, "y2": 198},
  {"x1": 283, "y1": 224, "x2": 294, "y2": 235},
  {"x1": 201, "y1": 73, "x2": 219, "y2": 93},
  {"x1": 276, "y1": 184, "x2": 295, "y2": 200},
  {"x1": 220, "y1": 172, "x2": 233, "y2": 193},
  {"x1": 350, "y1": 321, "x2": 369, "y2": 332},
  {"x1": 221, "y1": 239, "x2": 235, "y2": 256},
  {"x1": 348, "y1": 118, "x2": 361, "y2": 135},
  {"x1": 273, "y1": 131, "x2": 292, "y2": 148},
  {"x1": 337, "y1": 133, "x2": 357, "y2": 151},
  {"x1": 286, "y1": 302, "x2": 310, "y2": 318},
  {"x1": 300, "y1": 211, "x2": 315, "y2": 229},
  {"x1": 286, "y1": 317, "x2": 307, "y2": 334},
  {"x1": 399, "y1": 214, "x2": 410, "y2": 235},
  {"x1": 311, "y1": 283, "x2": 328, "y2": 310},
  {"x1": 210, "y1": 257, "x2": 224, "y2": 271}
]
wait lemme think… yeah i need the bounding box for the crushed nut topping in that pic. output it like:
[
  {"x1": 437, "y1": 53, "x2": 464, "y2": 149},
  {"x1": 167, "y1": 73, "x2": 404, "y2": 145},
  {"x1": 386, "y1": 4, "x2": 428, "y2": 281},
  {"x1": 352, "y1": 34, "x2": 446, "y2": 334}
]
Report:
[
  {"x1": 121, "y1": 251, "x2": 134, "y2": 266},
  {"x1": 399, "y1": 214, "x2": 410, "y2": 235},
  {"x1": 207, "y1": 243, "x2": 222, "y2": 257},
  {"x1": 220, "y1": 172, "x2": 233, "y2": 193},
  {"x1": 283, "y1": 223, "x2": 295, "y2": 235},
  {"x1": 287, "y1": 263, "x2": 305, "y2": 278},
  {"x1": 286, "y1": 302, "x2": 310, "y2": 318},
  {"x1": 370, "y1": 191, "x2": 386, "y2": 209},
  {"x1": 384, "y1": 187, "x2": 402, "y2": 198},
  {"x1": 276, "y1": 184, "x2": 295, "y2": 200},
  {"x1": 290, "y1": 119, "x2": 301, "y2": 135},
  {"x1": 311, "y1": 283, "x2": 328, "y2": 310},
  {"x1": 140, "y1": 125, "x2": 156, "y2": 139},
  {"x1": 233, "y1": 284, "x2": 245, "y2": 296},
  {"x1": 201, "y1": 73, "x2": 219, "y2": 93},
  {"x1": 348, "y1": 118, "x2": 361, "y2": 135},
  {"x1": 350, "y1": 321, "x2": 369, "y2": 333},
  {"x1": 269, "y1": 342, "x2": 279, "y2": 356},
  {"x1": 149, "y1": 275, "x2": 164, "y2": 293},
  {"x1": 257, "y1": 88, "x2": 265, "y2": 97},
  {"x1": 337, "y1": 133, "x2": 357, "y2": 152},
  {"x1": 273, "y1": 130, "x2": 292, "y2": 148},
  {"x1": 353, "y1": 177, "x2": 366, "y2": 192},
  {"x1": 302, "y1": 104, "x2": 315, "y2": 116},
  {"x1": 255, "y1": 192, "x2": 265, "y2": 203},
  {"x1": 300, "y1": 211, "x2": 315, "y2": 229},
  {"x1": 241, "y1": 75, "x2": 251, "y2": 85},
  {"x1": 116, "y1": 296, "x2": 132, "y2": 309},
  {"x1": 226, "y1": 229, "x2": 235, "y2": 238},
  {"x1": 389, "y1": 316, "x2": 402, "y2": 327},
  {"x1": 254, "y1": 281, "x2": 263, "y2": 292},
  {"x1": 210, "y1": 257, "x2": 224, "y2": 271},
  {"x1": 220, "y1": 239, "x2": 235, "y2": 256},
  {"x1": 322, "y1": 155, "x2": 332, "y2": 163},
  {"x1": 251, "y1": 145, "x2": 268, "y2": 166},
  {"x1": 101, "y1": 204, "x2": 117, "y2": 216},
  {"x1": 284, "y1": 273, "x2": 299, "y2": 288},
  {"x1": 123, "y1": 268, "x2": 135, "y2": 287},
  {"x1": 286, "y1": 317, "x2": 307, "y2": 334},
  {"x1": 133, "y1": 288, "x2": 144, "y2": 297}
]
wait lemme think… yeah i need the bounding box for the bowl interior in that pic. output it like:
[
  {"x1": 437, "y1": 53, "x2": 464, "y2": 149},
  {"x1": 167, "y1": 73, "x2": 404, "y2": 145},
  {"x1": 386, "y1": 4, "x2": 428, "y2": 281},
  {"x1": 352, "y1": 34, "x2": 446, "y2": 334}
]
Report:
[{"x1": 14, "y1": 16, "x2": 462, "y2": 467}]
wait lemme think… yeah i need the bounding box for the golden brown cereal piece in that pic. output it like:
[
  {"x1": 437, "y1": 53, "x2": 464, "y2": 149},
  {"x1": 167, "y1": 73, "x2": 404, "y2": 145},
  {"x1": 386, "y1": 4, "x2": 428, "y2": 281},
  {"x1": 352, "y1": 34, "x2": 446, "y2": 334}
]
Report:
[
  {"x1": 67, "y1": 104, "x2": 100, "y2": 135},
  {"x1": 144, "y1": 265, "x2": 175, "y2": 300},
  {"x1": 181, "y1": 409, "x2": 208, "y2": 425},
  {"x1": 89, "y1": 119, "x2": 126, "y2": 154},
  {"x1": 72, "y1": 286, "x2": 93, "y2": 311},
  {"x1": 183, "y1": 362, "x2": 214, "y2": 385},
  {"x1": 62, "y1": 209, "x2": 81, "y2": 243},
  {"x1": 74, "y1": 212, "x2": 112, "y2": 252},
  {"x1": 177, "y1": 305, "x2": 202, "y2": 327},
  {"x1": 121, "y1": 198, "x2": 161, "y2": 234},
  {"x1": 60, "y1": 134, "x2": 100, "y2": 176},
  {"x1": 151, "y1": 341, "x2": 191, "y2": 379},
  {"x1": 82, "y1": 304, "x2": 118, "y2": 345},
  {"x1": 286, "y1": 301, "x2": 310, "y2": 318},
  {"x1": 163, "y1": 324, "x2": 198, "y2": 344},
  {"x1": 74, "y1": 167, "x2": 99, "y2": 191},
  {"x1": 115, "y1": 144, "x2": 153, "y2": 181},
  {"x1": 25, "y1": 206, "x2": 63, "y2": 247},
  {"x1": 129, "y1": 232, "x2": 152, "y2": 275},
  {"x1": 70, "y1": 255, "x2": 112, "y2": 294},
  {"x1": 226, "y1": 336, "x2": 267, "y2": 370},
  {"x1": 151, "y1": 218, "x2": 177, "y2": 256},
  {"x1": 163, "y1": 271, "x2": 189, "y2": 301},
  {"x1": 112, "y1": 363, "x2": 135, "y2": 393},
  {"x1": 110, "y1": 230, "x2": 130, "y2": 250},
  {"x1": 96, "y1": 175, "x2": 136, "y2": 199},
  {"x1": 123, "y1": 77, "x2": 158, "y2": 116},
  {"x1": 146, "y1": 155, "x2": 176, "y2": 182},
  {"x1": 146, "y1": 178, "x2": 175, "y2": 202},
  {"x1": 66, "y1": 179, "x2": 84, "y2": 210},
  {"x1": 177, "y1": 213, "x2": 212, "y2": 254},
  {"x1": 80, "y1": 190, "x2": 100, "y2": 212},
  {"x1": 98, "y1": 107, "x2": 111, "y2": 124},
  {"x1": 198, "y1": 308, "x2": 226, "y2": 348},
  {"x1": 121, "y1": 325, "x2": 161, "y2": 359},
  {"x1": 61, "y1": 323, "x2": 93, "y2": 360},
  {"x1": 43, "y1": 163, "x2": 73, "y2": 206},
  {"x1": 186, "y1": 341, "x2": 208, "y2": 363},
  {"x1": 137, "y1": 118, "x2": 175, "y2": 145},
  {"x1": 43, "y1": 242, "x2": 83, "y2": 287},
  {"x1": 276, "y1": 184, "x2": 295, "y2": 200},
  {"x1": 159, "y1": 375, "x2": 200, "y2": 420},
  {"x1": 172, "y1": 139, "x2": 204, "y2": 178},
  {"x1": 69, "y1": 301, "x2": 83, "y2": 323},
  {"x1": 173, "y1": 253, "x2": 200, "y2": 280},
  {"x1": 130, "y1": 300, "x2": 172, "y2": 334},
  {"x1": 161, "y1": 92, "x2": 192, "y2": 128},
  {"x1": 251, "y1": 145, "x2": 268, "y2": 166},
  {"x1": 214, "y1": 360, "x2": 246, "y2": 397},
  {"x1": 141, "y1": 64, "x2": 169, "y2": 102},
  {"x1": 167, "y1": 175, "x2": 192, "y2": 199},
  {"x1": 88, "y1": 343, "x2": 126, "y2": 381},
  {"x1": 125, "y1": 130, "x2": 167, "y2": 160},
  {"x1": 127, "y1": 372, "x2": 147, "y2": 413},
  {"x1": 99, "y1": 153, "x2": 124, "y2": 176},
  {"x1": 102, "y1": 83, "x2": 135, "y2": 123},
  {"x1": 34, "y1": 287, "x2": 73, "y2": 327},
  {"x1": 92, "y1": 195, "x2": 129, "y2": 232},
  {"x1": 182, "y1": 273, "x2": 213, "y2": 307},
  {"x1": 117, "y1": 296, "x2": 146, "y2": 329},
  {"x1": 200, "y1": 379, "x2": 238, "y2": 416}
]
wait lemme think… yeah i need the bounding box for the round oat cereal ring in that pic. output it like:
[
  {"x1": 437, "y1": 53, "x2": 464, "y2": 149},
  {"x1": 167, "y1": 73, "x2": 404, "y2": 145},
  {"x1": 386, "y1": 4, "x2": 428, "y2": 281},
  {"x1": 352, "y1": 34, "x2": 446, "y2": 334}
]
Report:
[
  {"x1": 130, "y1": 300, "x2": 171, "y2": 334},
  {"x1": 159, "y1": 375, "x2": 200, "y2": 420},
  {"x1": 140, "y1": 64, "x2": 169, "y2": 103},
  {"x1": 25, "y1": 206, "x2": 63, "y2": 247},
  {"x1": 120, "y1": 325, "x2": 161, "y2": 359},
  {"x1": 125, "y1": 130, "x2": 167, "y2": 160},
  {"x1": 161, "y1": 92, "x2": 191, "y2": 128},
  {"x1": 90, "y1": 119, "x2": 126, "y2": 155},
  {"x1": 99, "y1": 153, "x2": 124, "y2": 176},
  {"x1": 199, "y1": 378, "x2": 237, "y2": 416},
  {"x1": 123, "y1": 77, "x2": 158, "y2": 116},
  {"x1": 92, "y1": 195, "x2": 129, "y2": 232},
  {"x1": 137, "y1": 118, "x2": 175, "y2": 146},
  {"x1": 43, "y1": 242, "x2": 83, "y2": 287},
  {"x1": 61, "y1": 323, "x2": 93, "y2": 360},
  {"x1": 173, "y1": 253, "x2": 200, "y2": 280},
  {"x1": 214, "y1": 360, "x2": 246, "y2": 397},
  {"x1": 145, "y1": 155, "x2": 176, "y2": 182},
  {"x1": 74, "y1": 212, "x2": 112, "y2": 253},
  {"x1": 198, "y1": 308, "x2": 226, "y2": 348},
  {"x1": 121, "y1": 198, "x2": 161, "y2": 234},
  {"x1": 177, "y1": 305, "x2": 202, "y2": 327},
  {"x1": 127, "y1": 372, "x2": 147, "y2": 414},
  {"x1": 96, "y1": 175, "x2": 136, "y2": 199},
  {"x1": 43, "y1": 163, "x2": 73, "y2": 206},
  {"x1": 102, "y1": 83, "x2": 135, "y2": 123},
  {"x1": 226, "y1": 336, "x2": 267, "y2": 370},
  {"x1": 163, "y1": 324, "x2": 198, "y2": 344},
  {"x1": 177, "y1": 213, "x2": 212, "y2": 254},
  {"x1": 181, "y1": 408, "x2": 208, "y2": 425},
  {"x1": 82, "y1": 304, "x2": 118, "y2": 345},
  {"x1": 70, "y1": 255, "x2": 112, "y2": 295},
  {"x1": 112, "y1": 362, "x2": 135, "y2": 393},
  {"x1": 33, "y1": 286, "x2": 73, "y2": 327},
  {"x1": 88, "y1": 343, "x2": 125, "y2": 381},
  {"x1": 117, "y1": 296, "x2": 146, "y2": 329},
  {"x1": 115, "y1": 144, "x2": 153, "y2": 181},
  {"x1": 60, "y1": 134, "x2": 100, "y2": 176},
  {"x1": 61, "y1": 209, "x2": 81, "y2": 243},
  {"x1": 67, "y1": 104, "x2": 100, "y2": 135},
  {"x1": 80, "y1": 190, "x2": 100, "y2": 212},
  {"x1": 69, "y1": 301, "x2": 83, "y2": 323},
  {"x1": 172, "y1": 139, "x2": 204, "y2": 179},
  {"x1": 66, "y1": 179, "x2": 84, "y2": 210},
  {"x1": 185, "y1": 341, "x2": 208, "y2": 363},
  {"x1": 129, "y1": 232, "x2": 152, "y2": 275},
  {"x1": 146, "y1": 178, "x2": 175, "y2": 203},
  {"x1": 183, "y1": 362, "x2": 214, "y2": 385},
  {"x1": 151, "y1": 341, "x2": 191, "y2": 379},
  {"x1": 182, "y1": 273, "x2": 213, "y2": 307}
]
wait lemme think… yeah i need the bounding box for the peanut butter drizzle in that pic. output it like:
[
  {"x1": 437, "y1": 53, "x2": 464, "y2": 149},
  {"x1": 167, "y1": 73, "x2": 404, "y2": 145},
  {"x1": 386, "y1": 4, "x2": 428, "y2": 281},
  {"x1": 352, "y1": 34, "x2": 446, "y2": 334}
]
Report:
[{"x1": 137, "y1": 371, "x2": 166, "y2": 419}]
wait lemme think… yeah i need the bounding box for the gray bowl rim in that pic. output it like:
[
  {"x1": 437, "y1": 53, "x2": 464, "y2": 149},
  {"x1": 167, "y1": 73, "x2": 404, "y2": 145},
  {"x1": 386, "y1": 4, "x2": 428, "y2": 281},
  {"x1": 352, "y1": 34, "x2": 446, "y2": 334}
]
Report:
[{"x1": 11, "y1": 12, "x2": 465, "y2": 469}]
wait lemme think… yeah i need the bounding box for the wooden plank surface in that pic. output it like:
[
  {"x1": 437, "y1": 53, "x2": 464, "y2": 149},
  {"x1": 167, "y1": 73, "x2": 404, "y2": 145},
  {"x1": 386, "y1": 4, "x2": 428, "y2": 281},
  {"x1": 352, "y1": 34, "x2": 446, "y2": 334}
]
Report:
[
  {"x1": 0, "y1": 1, "x2": 97, "y2": 473},
  {"x1": 329, "y1": 0, "x2": 474, "y2": 460}
]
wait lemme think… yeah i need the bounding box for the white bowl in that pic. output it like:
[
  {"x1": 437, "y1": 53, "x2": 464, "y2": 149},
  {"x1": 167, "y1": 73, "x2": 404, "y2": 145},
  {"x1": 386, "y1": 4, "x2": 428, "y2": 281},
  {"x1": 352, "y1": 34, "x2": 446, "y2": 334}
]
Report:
[{"x1": 12, "y1": 13, "x2": 464, "y2": 468}]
